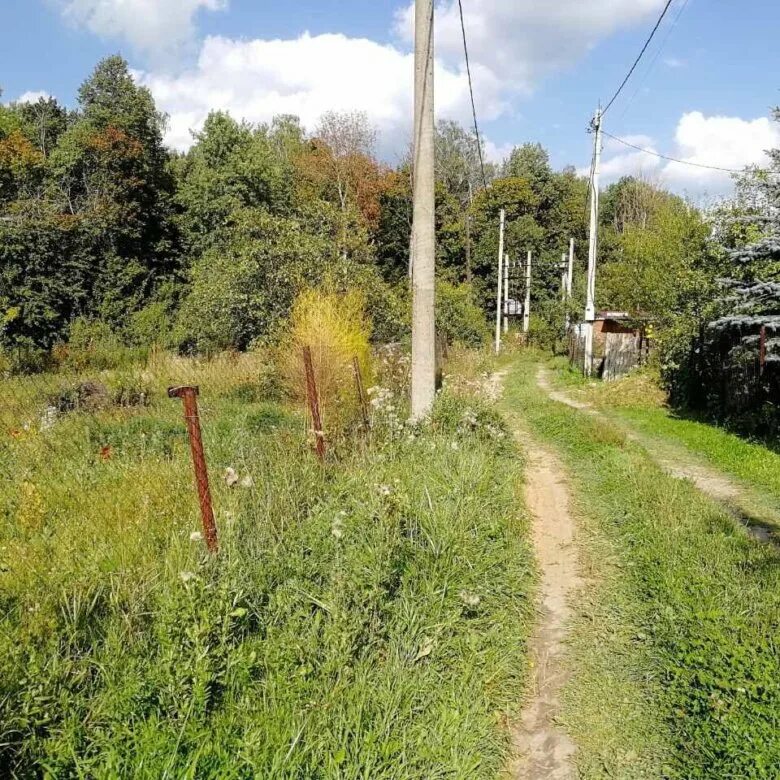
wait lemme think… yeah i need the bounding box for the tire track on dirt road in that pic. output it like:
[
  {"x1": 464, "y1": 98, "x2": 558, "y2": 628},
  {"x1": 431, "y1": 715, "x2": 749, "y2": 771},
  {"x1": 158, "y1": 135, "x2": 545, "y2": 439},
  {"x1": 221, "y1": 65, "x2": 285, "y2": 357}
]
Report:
[{"x1": 536, "y1": 366, "x2": 779, "y2": 544}]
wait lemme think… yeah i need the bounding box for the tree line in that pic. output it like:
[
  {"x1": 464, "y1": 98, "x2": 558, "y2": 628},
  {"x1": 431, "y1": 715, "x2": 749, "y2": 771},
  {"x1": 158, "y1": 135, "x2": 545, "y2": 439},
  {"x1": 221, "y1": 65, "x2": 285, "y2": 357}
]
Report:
[{"x1": 0, "y1": 56, "x2": 777, "y2": 429}]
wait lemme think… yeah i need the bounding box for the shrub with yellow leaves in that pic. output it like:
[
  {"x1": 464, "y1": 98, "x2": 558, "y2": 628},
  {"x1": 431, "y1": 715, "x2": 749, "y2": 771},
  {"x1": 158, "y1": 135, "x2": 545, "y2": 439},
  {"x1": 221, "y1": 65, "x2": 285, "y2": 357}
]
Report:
[{"x1": 277, "y1": 288, "x2": 373, "y2": 432}]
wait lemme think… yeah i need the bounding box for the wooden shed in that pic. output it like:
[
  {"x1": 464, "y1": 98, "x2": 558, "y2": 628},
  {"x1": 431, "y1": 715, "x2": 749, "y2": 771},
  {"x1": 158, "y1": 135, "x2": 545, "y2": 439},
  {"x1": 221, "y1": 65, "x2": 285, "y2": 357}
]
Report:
[{"x1": 569, "y1": 312, "x2": 653, "y2": 380}]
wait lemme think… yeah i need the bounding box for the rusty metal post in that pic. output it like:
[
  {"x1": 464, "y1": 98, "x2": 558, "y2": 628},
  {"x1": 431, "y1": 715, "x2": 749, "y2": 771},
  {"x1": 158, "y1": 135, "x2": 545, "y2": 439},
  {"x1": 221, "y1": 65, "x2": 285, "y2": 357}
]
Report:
[
  {"x1": 168, "y1": 385, "x2": 218, "y2": 553},
  {"x1": 302, "y1": 346, "x2": 326, "y2": 460},
  {"x1": 759, "y1": 325, "x2": 767, "y2": 376},
  {"x1": 352, "y1": 356, "x2": 371, "y2": 431}
]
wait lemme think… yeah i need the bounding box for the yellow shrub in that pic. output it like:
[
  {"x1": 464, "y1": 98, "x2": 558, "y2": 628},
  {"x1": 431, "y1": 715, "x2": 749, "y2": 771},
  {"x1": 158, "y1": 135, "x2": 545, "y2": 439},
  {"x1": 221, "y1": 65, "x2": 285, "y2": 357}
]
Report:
[{"x1": 278, "y1": 289, "x2": 372, "y2": 430}]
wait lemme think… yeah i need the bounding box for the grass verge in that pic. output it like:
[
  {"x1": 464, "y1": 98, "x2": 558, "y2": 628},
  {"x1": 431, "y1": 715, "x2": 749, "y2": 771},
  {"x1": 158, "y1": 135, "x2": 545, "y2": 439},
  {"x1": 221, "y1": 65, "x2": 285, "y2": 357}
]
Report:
[
  {"x1": 503, "y1": 354, "x2": 780, "y2": 779},
  {"x1": 1, "y1": 359, "x2": 534, "y2": 778},
  {"x1": 544, "y1": 358, "x2": 780, "y2": 509}
]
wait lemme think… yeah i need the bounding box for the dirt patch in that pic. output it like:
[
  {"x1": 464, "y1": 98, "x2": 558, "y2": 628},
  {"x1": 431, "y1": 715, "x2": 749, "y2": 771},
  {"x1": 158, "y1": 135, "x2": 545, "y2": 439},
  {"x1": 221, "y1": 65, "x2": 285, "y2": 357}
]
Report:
[
  {"x1": 509, "y1": 437, "x2": 582, "y2": 779},
  {"x1": 536, "y1": 368, "x2": 593, "y2": 413}
]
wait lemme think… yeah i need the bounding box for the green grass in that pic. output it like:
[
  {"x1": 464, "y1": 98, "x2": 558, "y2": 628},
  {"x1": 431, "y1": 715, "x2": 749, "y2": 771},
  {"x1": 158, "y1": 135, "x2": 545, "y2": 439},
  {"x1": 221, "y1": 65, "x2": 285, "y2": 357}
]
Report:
[
  {"x1": 544, "y1": 356, "x2": 780, "y2": 513},
  {"x1": 613, "y1": 406, "x2": 780, "y2": 504},
  {"x1": 0, "y1": 356, "x2": 534, "y2": 778},
  {"x1": 502, "y1": 355, "x2": 780, "y2": 779}
]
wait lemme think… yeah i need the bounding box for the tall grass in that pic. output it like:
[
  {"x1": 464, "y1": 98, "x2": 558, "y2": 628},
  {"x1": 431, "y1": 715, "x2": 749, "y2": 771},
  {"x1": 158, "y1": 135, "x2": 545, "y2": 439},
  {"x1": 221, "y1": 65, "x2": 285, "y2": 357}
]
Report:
[
  {"x1": 277, "y1": 288, "x2": 373, "y2": 431},
  {"x1": 0, "y1": 350, "x2": 534, "y2": 777}
]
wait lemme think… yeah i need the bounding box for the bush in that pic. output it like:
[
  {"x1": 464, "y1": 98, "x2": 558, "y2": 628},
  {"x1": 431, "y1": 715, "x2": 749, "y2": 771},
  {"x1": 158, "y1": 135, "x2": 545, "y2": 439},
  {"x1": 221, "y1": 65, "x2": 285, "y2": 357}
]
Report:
[
  {"x1": 527, "y1": 299, "x2": 565, "y2": 353},
  {"x1": 436, "y1": 281, "x2": 489, "y2": 347},
  {"x1": 176, "y1": 210, "x2": 337, "y2": 353},
  {"x1": 0, "y1": 342, "x2": 51, "y2": 375},
  {"x1": 126, "y1": 301, "x2": 176, "y2": 349},
  {"x1": 55, "y1": 318, "x2": 142, "y2": 372},
  {"x1": 277, "y1": 288, "x2": 372, "y2": 430},
  {"x1": 48, "y1": 380, "x2": 111, "y2": 414}
]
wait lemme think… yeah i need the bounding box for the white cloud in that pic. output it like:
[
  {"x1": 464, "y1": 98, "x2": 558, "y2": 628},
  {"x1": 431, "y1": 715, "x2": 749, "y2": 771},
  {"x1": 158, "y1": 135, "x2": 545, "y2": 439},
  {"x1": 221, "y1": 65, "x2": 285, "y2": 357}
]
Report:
[
  {"x1": 484, "y1": 139, "x2": 515, "y2": 164},
  {"x1": 662, "y1": 56, "x2": 686, "y2": 69},
  {"x1": 595, "y1": 112, "x2": 780, "y2": 196},
  {"x1": 137, "y1": 33, "x2": 506, "y2": 154},
  {"x1": 136, "y1": 0, "x2": 673, "y2": 157},
  {"x1": 58, "y1": 0, "x2": 227, "y2": 64},
  {"x1": 17, "y1": 91, "x2": 52, "y2": 104},
  {"x1": 394, "y1": 0, "x2": 667, "y2": 93}
]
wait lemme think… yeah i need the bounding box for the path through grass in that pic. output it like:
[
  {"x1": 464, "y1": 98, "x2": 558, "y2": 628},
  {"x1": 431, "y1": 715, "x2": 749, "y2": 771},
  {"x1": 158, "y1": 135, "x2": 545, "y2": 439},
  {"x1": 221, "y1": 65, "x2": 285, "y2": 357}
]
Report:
[{"x1": 502, "y1": 354, "x2": 780, "y2": 779}]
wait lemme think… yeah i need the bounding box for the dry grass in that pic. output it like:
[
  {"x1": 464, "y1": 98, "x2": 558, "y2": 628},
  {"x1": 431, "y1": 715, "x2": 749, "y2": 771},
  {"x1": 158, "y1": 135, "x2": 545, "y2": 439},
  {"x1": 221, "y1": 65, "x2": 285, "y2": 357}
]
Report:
[
  {"x1": 276, "y1": 288, "x2": 373, "y2": 429},
  {"x1": 586, "y1": 368, "x2": 667, "y2": 410}
]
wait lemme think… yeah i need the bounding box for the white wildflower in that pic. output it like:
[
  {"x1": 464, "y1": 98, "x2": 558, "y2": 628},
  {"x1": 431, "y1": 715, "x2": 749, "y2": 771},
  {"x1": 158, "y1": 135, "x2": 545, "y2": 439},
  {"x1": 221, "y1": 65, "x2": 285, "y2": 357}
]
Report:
[
  {"x1": 40, "y1": 406, "x2": 58, "y2": 432},
  {"x1": 331, "y1": 514, "x2": 345, "y2": 540},
  {"x1": 189, "y1": 531, "x2": 203, "y2": 542},
  {"x1": 224, "y1": 467, "x2": 239, "y2": 487},
  {"x1": 179, "y1": 571, "x2": 196, "y2": 583},
  {"x1": 459, "y1": 591, "x2": 481, "y2": 608},
  {"x1": 239, "y1": 475, "x2": 255, "y2": 489}
]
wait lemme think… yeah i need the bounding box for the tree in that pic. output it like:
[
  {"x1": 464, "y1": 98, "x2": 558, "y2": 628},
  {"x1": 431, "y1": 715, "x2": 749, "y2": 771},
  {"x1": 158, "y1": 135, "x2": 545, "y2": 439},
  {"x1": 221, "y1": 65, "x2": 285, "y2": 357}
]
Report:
[
  {"x1": 18, "y1": 97, "x2": 68, "y2": 157},
  {"x1": 435, "y1": 120, "x2": 487, "y2": 204},
  {"x1": 0, "y1": 56, "x2": 181, "y2": 359},
  {"x1": 503, "y1": 143, "x2": 552, "y2": 193},
  {"x1": 599, "y1": 180, "x2": 710, "y2": 322},
  {"x1": 175, "y1": 111, "x2": 292, "y2": 255}
]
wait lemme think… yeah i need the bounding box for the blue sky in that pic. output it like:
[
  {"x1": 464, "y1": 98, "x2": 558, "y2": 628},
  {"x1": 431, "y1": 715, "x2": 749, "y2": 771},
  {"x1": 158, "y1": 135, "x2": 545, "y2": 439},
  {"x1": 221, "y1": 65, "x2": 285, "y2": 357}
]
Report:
[{"x1": 2, "y1": 0, "x2": 779, "y2": 197}]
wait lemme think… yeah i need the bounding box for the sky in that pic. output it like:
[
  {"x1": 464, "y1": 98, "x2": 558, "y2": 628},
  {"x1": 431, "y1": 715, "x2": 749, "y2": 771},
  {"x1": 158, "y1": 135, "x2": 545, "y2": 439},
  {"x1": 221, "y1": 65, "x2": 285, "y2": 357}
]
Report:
[{"x1": 2, "y1": 0, "x2": 779, "y2": 199}]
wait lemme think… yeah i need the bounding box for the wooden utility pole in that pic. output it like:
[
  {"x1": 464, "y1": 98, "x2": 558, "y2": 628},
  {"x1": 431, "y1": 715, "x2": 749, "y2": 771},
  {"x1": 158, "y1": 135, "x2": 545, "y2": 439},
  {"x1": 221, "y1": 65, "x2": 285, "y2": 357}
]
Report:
[
  {"x1": 410, "y1": 0, "x2": 436, "y2": 420},
  {"x1": 523, "y1": 250, "x2": 532, "y2": 334},
  {"x1": 584, "y1": 109, "x2": 603, "y2": 376},
  {"x1": 465, "y1": 181, "x2": 473, "y2": 284},
  {"x1": 494, "y1": 208, "x2": 506, "y2": 354}
]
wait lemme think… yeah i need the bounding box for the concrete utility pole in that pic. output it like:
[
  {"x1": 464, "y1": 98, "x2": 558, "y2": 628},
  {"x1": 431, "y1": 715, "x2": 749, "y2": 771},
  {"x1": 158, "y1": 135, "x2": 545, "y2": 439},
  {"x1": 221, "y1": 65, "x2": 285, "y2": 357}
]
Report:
[
  {"x1": 584, "y1": 109, "x2": 603, "y2": 376},
  {"x1": 411, "y1": 0, "x2": 436, "y2": 420},
  {"x1": 565, "y1": 239, "x2": 575, "y2": 330},
  {"x1": 494, "y1": 208, "x2": 506, "y2": 354},
  {"x1": 561, "y1": 253, "x2": 568, "y2": 303},
  {"x1": 503, "y1": 252, "x2": 510, "y2": 334},
  {"x1": 523, "y1": 250, "x2": 532, "y2": 334}
]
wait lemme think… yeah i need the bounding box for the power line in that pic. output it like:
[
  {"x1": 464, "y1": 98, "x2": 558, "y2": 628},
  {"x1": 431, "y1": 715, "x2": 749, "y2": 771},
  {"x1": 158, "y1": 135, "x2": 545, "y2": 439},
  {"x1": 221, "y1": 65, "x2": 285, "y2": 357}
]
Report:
[
  {"x1": 616, "y1": 0, "x2": 690, "y2": 123},
  {"x1": 602, "y1": 130, "x2": 746, "y2": 173},
  {"x1": 602, "y1": 0, "x2": 675, "y2": 116},
  {"x1": 457, "y1": 0, "x2": 489, "y2": 189}
]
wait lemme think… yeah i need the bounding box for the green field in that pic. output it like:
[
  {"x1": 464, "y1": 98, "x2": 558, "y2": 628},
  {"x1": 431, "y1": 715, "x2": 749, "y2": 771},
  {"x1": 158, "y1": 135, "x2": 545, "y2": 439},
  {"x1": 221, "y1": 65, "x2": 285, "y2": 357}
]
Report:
[{"x1": 0, "y1": 351, "x2": 535, "y2": 778}]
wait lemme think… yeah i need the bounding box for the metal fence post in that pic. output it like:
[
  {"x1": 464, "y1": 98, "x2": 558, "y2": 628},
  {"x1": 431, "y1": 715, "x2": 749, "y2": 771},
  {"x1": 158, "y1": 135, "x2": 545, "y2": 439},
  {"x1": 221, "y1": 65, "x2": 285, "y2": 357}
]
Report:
[
  {"x1": 168, "y1": 385, "x2": 218, "y2": 553},
  {"x1": 759, "y1": 325, "x2": 767, "y2": 377},
  {"x1": 352, "y1": 356, "x2": 371, "y2": 432},
  {"x1": 302, "y1": 346, "x2": 326, "y2": 460}
]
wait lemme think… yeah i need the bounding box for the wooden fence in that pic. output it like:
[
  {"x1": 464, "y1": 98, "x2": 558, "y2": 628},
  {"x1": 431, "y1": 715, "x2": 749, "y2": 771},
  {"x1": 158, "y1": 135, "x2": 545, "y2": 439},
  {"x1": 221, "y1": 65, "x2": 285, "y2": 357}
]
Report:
[{"x1": 569, "y1": 330, "x2": 652, "y2": 381}]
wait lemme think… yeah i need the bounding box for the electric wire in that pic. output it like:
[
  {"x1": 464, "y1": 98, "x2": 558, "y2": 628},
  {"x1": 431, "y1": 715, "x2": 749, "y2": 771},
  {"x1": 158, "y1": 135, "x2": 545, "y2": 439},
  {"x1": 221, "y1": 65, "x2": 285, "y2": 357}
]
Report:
[
  {"x1": 602, "y1": 130, "x2": 746, "y2": 173},
  {"x1": 457, "y1": 0, "x2": 489, "y2": 189},
  {"x1": 602, "y1": 0, "x2": 675, "y2": 116},
  {"x1": 616, "y1": 0, "x2": 690, "y2": 123}
]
